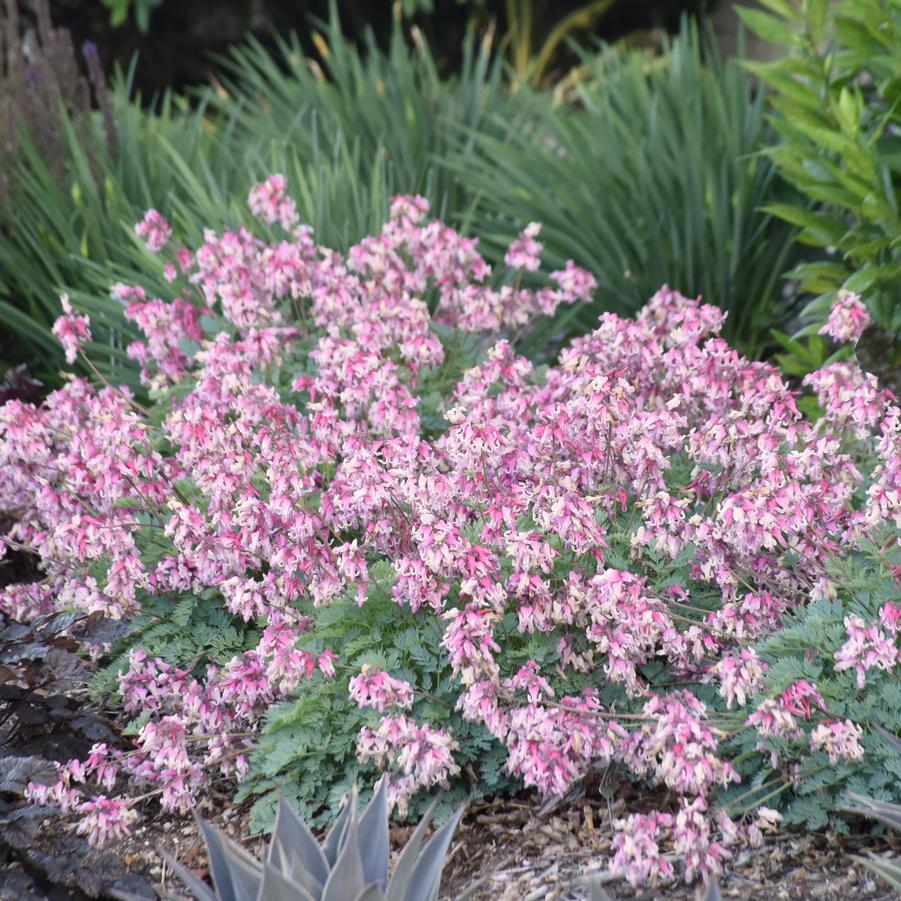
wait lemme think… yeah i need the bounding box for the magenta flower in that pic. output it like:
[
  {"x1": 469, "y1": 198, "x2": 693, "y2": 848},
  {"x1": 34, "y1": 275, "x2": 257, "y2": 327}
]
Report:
[
  {"x1": 75, "y1": 796, "x2": 137, "y2": 847},
  {"x1": 135, "y1": 209, "x2": 172, "y2": 253},
  {"x1": 819, "y1": 289, "x2": 870, "y2": 344},
  {"x1": 349, "y1": 665, "x2": 414, "y2": 712},
  {"x1": 51, "y1": 293, "x2": 91, "y2": 363}
]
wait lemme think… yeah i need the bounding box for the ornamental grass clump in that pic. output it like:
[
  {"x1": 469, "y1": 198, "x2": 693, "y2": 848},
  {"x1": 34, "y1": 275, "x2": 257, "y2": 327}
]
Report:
[{"x1": 1, "y1": 176, "x2": 901, "y2": 889}]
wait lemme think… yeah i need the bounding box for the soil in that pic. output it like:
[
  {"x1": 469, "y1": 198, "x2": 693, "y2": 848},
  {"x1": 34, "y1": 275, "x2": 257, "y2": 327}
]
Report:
[
  {"x1": 1, "y1": 789, "x2": 896, "y2": 900},
  {"x1": 439, "y1": 797, "x2": 899, "y2": 900}
]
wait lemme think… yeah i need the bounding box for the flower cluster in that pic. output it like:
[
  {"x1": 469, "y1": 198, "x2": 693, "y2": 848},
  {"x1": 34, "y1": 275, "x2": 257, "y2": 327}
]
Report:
[
  {"x1": 357, "y1": 714, "x2": 460, "y2": 816},
  {"x1": 349, "y1": 666, "x2": 415, "y2": 712},
  {"x1": 25, "y1": 746, "x2": 134, "y2": 847},
  {"x1": 834, "y1": 611, "x2": 899, "y2": 689},
  {"x1": 819, "y1": 289, "x2": 870, "y2": 345},
  {"x1": 51, "y1": 293, "x2": 91, "y2": 363},
  {"x1": 135, "y1": 209, "x2": 172, "y2": 253},
  {"x1": 3, "y1": 177, "x2": 900, "y2": 886}
]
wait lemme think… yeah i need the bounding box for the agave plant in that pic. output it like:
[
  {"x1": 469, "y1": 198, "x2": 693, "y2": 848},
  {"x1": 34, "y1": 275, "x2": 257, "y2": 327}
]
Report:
[{"x1": 166, "y1": 780, "x2": 464, "y2": 901}]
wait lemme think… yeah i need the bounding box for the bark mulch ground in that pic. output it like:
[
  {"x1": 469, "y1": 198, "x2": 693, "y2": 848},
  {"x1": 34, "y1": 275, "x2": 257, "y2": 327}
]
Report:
[{"x1": 3, "y1": 791, "x2": 894, "y2": 900}]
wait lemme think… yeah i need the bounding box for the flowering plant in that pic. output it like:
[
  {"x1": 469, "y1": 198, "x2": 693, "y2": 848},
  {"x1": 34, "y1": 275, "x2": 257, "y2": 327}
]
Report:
[{"x1": 2, "y1": 176, "x2": 900, "y2": 886}]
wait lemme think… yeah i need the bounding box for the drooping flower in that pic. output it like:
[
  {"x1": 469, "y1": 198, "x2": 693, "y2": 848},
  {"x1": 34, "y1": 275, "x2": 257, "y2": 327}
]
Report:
[
  {"x1": 51, "y1": 293, "x2": 91, "y2": 363},
  {"x1": 75, "y1": 796, "x2": 137, "y2": 847},
  {"x1": 708, "y1": 648, "x2": 767, "y2": 709},
  {"x1": 834, "y1": 615, "x2": 898, "y2": 689},
  {"x1": 809, "y1": 719, "x2": 864, "y2": 764},
  {"x1": 349, "y1": 665, "x2": 415, "y2": 712},
  {"x1": 135, "y1": 209, "x2": 172, "y2": 253},
  {"x1": 609, "y1": 811, "x2": 675, "y2": 888},
  {"x1": 819, "y1": 290, "x2": 870, "y2": 344}
]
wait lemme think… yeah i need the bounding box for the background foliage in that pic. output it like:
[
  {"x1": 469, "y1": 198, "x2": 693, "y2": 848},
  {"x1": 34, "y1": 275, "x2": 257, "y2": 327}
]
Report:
[
  {"x1": 740, "y1": 0, "x2": 901, "y2": 374},
  {"x1": 457, "y1": 21, "x2": 800, "y2": 358},
  {"x1": 1, "y1": 3, "x2": 801, "y2": 387}
]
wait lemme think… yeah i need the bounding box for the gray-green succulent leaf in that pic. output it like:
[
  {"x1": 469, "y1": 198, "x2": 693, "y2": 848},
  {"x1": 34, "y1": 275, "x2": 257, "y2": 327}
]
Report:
[{"x1": 172, "y1": 787, "x2": 464, "y2": 901}]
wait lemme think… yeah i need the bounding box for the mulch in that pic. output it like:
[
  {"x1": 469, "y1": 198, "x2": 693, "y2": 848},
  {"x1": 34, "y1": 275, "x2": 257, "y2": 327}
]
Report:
[
  {"x1": 4, "y1": 790, "x2": 894, "y2": 900},
  {"x1": 440, "y1": 795, "x2": 899, "y2": 900}
]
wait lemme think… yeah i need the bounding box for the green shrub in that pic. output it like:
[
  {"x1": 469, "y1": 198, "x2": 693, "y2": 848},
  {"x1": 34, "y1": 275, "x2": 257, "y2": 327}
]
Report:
[
  {"x1": 722, "y1": 536, "x2": 901, "y2": 833},
  {"x1": 7, "y1": 178, "x2": 901, "y2": 887},
  {"x1": 739, "y1": 0, "x2": 901, "y2": 357}
]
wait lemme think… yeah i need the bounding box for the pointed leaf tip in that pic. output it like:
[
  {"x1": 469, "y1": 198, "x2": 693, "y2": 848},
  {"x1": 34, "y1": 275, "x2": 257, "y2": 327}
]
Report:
[
  {"x1": 194, "y1": 813, "x2": 262, "y2": 901},
  {"x1": 269, "y1": 796, "x2": 330, "y2": 891},
  {"x1": 357, "y1": 777, "x2": 390, "y2": 889},
  {"x1": 401, "y1": 803, "x2": 465, "y2": 901}
]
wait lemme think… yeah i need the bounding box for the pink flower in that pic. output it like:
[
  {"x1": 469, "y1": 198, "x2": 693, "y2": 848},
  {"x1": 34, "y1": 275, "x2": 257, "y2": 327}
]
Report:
[
  {"x1": 708, "y1": 648, "x2": 766, "y2": 709},
  {"x1": 84, "y1": 743, "x2": 120, "y2": 791},
  {"x1": 349, "y1": 665, "x2": 414, "y2": 712},
  {"x1": 879, "y1": 601, "x2": 901, "y2": 635},
  {"x1": 505, "y1": 222, "x2": 543, "y2": 271},
  {"x1": 549, "y1": 259, "x2": 597, "y2": 303},
  {"x1": 610, "y1": 811, "x2": 675, "y2": 888},
  {"x1": 672, "y1": 797, "x2": 730, "y2": 885},
  {"x1": 819, "y1": 290, "x2": 870, "y2": 344},
  {"x1": 25, "y1": 766, "x2": 80, "y2": 813},
  {"x1": 779, "y1": 680, "x2": 826, "y2": 721},
  {"x1": 804, "y1": 362, "x2": 890, "y2": 440},
  {"x1": 247, "y1": 174, "x2": 298, "y2": 230},
  {"x1": 357, "y1": 715, "x2": 460, "y2": 817},
  {"x1": 75, "y1": 796, "x2": 137, "y2": 847},
  {"x1": 834, "y1": 615, "x2": 898, "y2": 689},
  {"x1": 51, "y1": 293, "x2": 91, "y2": 363},
  {"x1": 809, "y1": 719, "x2": 864, "y2": 764},
  {"x1": 503, "y1": 695, "x2": 624, "y2": 797},
  {"x1": 748, "y1": 679, "x2": 826, "y2": 753},
  {"x1": 634, "y1": 692, "x2": 739, "y2": 796},
  {"x1": 317, "y1": 649, "x2": 338, "y2": 678},
  {"x1": 747, "y1": 698, "x2": 801, "y2": 743},
  {"x1": 389, "y1": 194, "x2": 430, "y2": 227},
  {"x1": 135, "y1": 209, "x2": 172, "y2": 253},
  {"x1": 441, "y1": 604, "x2": 501, "y2": 686}
]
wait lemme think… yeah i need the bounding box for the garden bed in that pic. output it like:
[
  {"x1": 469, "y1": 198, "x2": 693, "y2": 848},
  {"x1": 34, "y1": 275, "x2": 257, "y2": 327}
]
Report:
[
  {"x1": 3, "y1": 183, "x2": 901, "y2": 899},
  {"x1": 0, "y1": 783, "x2": 896, "y2": 899}
]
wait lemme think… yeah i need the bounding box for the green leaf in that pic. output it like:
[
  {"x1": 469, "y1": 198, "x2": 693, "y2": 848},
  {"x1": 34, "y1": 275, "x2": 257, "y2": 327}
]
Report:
[
  {"x1": 736, "y1": 6, "x2": 801, "y2": 46},
  {"x1": 844, "y1": 269, "x2": 880, "y2": 293},
  {"x1": 805, "y1": 0, "x2": 829, "y2": 44}
]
